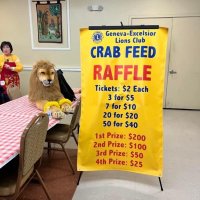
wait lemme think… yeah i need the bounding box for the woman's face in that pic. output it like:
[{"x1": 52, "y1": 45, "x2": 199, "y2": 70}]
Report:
[{"x1": 2, "y1": 45, "x2": 11, "y2": 56}]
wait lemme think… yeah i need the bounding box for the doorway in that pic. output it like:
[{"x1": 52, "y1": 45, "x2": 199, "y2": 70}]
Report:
[{"x1": 131, "y1": 16, "x2": 200, "y2": 109}]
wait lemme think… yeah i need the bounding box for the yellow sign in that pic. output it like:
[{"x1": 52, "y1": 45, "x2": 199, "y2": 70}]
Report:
[{"x1": 78, "y1": 28, "x2": 168, "y2": 176}]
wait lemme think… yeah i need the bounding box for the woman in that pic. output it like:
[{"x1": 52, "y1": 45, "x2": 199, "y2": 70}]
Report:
[{"x1": 0, "y1": 41, "x2": 23, "y2": 93}]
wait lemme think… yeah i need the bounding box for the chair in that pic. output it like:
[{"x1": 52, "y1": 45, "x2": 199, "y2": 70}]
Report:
[
  {"x1": 0, "y1": 113, "x2": 52, "y2": 200},
  {"x1": 7, "y1": 85, "x2": 22, "y2": 100},
  {"x1": 46, "y1": 99, "x2": 81, "y2": 174}
]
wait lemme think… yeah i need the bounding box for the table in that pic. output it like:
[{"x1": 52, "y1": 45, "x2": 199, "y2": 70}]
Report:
[{"x1": 0, "y1": 96, "x2": 60, "y2": 169}]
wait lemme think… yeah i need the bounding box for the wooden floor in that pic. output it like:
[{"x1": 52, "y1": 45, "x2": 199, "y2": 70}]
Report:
[{"x1": 20, "y1": 149, "x2": 79, "y2": 200}]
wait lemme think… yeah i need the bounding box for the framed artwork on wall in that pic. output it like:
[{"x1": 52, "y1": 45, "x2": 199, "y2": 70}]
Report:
[
  {"x1": 36, "y1": 2, "x2": 63, "y2": 43},
  {"x1": 28, "y1": 0, "x2": 70, "y2": 50}
]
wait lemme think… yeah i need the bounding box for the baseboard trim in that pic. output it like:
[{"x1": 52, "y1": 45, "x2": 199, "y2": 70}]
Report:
[{"x1": 164, "y1": 108, "x2": 200, "y2": 111}]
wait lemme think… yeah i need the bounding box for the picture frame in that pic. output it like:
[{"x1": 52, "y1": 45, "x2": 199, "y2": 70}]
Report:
[
  {"x1": 28, "y1": 0, "x2": 70, "y2": 50},
  {"x1": 36, "y1": 2, "x2": 63, "y2": 43}
]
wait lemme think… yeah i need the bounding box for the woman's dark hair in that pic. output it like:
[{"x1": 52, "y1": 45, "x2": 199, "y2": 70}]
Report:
[{"x1": 0, "y1": 41, "x2": 13, "y2": 53}]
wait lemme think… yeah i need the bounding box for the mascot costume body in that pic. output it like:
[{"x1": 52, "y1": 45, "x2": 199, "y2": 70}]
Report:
[{"x1": 29, "y1": 60, "x2": 72, "y2": 119}]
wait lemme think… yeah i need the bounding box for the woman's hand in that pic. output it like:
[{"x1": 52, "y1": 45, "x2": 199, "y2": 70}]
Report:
[
  {"x1": 4, "y1": 64, "x2": 11, "y2": 70},
  {"x1": 4, "y1": 64, "x2": 14, "y2": 71}
]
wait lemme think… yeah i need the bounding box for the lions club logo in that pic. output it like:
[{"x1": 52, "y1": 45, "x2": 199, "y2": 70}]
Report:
[{"x1": 92, "y1": 31, "x2": 103, "y2": 43}]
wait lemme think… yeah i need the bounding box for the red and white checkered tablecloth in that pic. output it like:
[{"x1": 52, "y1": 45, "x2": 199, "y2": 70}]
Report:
[{"x1": 0, "y1": 96, "x2": 59, "y2": 168}]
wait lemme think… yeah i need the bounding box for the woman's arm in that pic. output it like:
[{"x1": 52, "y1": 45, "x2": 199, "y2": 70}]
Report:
[
  {"x1": 0, "y1": 55, "x2": 4, "y2": 71},
  {"x1": 12, "y1": 55, "x2": 23, "y2": 72}
]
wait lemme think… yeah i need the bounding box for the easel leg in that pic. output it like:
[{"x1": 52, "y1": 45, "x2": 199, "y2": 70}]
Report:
[
  {"x1": 77, "y1": 171, "x2": 83, "y2": 185},
  {"x1": 158, "y1": 177, "x2": 163, "y2": 191}
]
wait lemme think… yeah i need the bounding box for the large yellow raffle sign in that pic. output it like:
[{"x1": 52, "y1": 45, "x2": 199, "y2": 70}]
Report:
[{"x1": 78, "y1": 27, "x2": 168, "y2": 176}]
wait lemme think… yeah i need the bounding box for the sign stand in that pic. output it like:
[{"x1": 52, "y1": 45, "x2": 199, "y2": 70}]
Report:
[
  {"x1": 77, "y1": 171, "x2": 163, "y2": 191},
  {"x1": 88, "y1": 25, "x2": 159, "y2": 30},
  {"x1": 159, "y1": 177, "x2": 163, "y2": 191},
  {"x1": 77, "y1": 24, "x2": 164, "y2": 192}
]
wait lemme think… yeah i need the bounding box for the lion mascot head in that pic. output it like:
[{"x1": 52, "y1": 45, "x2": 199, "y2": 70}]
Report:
[
  {"x1": 29, "y1": 60, "x2": 63, "y2": 102},
  {"x1": 29, "y1": 60, "x2": 72, "y2": 119}
]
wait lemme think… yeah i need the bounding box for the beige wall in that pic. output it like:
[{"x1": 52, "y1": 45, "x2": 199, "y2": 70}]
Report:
[{"x1": 0, "y1": 0, "x2": 200, "y2": 94}]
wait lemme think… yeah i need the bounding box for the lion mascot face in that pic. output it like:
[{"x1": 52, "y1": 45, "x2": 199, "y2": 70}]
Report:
[
  {"x1": 37, "y1": 65, "x2": 55, "y2": 87},
  {"x1": 28, "y1": 60, "x2": 72, "y2": 119},
  {"x1": 29, "y1": 60, "x2": 63, "y2": 102}
]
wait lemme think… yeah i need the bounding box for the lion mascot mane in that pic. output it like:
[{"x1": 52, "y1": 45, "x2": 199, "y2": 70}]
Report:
[{"x1": 29, "y1": 60, "x2": 72, "y2": 119}]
